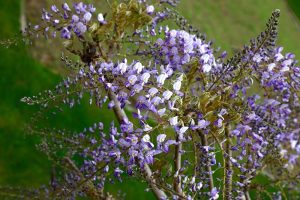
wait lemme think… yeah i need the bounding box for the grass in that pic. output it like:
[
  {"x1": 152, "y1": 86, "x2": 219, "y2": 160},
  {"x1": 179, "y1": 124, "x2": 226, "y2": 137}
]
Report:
[
  {"x1": 0, "y1": 0, "x2": 299, "y2": 199},
  {"x1": 178, "y1": 0, "x2": 300, "y2": 57},
  {"x1": 288, "y1": 0, "x2": 300, "y2": 20}
]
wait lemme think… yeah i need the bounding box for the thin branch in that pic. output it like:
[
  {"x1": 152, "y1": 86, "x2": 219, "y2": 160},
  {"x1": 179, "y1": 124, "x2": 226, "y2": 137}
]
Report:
[
  {"x1": 174, "y1": 135, "x2": 183, "y2": 196},
  {"x1": 223, "y1": 127, "x2": 232, "y2": 200},
  {"x1": 20, "y1": 0, "x2": 26, "y2": 32},
  {"x1": 245, "y1": 190, "x2": 251, "y2": 200},
  {"x1": 63, "y1": 157, "x2": 103, "y2": 200},
  {"x1": 198, "y1": 131, "x2": 214, "y2": 191},
  {"x1": 106, "y1": 88, "x2": 167, "y2": 200}
]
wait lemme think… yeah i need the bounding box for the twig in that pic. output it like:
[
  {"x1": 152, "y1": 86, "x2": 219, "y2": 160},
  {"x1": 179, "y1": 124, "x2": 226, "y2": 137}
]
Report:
[
  {"x1": 174, "y1": 135, "x2": 183, "y2": 196},
  {"x1": 198, "y1": 131, "x2": 214, "y2": 191},
  {"x1": 63, "y1": 157, "x2": 103, "y2": 199},
  {"x1": 245, "y1": 190, "x2": 251, "y2": 200},
  {"x1": 106, "y1": 89, "x2": 167, "y2": 200},
  {"x1": 223, "y1": 126, "x2": 232, "y2": 200}
]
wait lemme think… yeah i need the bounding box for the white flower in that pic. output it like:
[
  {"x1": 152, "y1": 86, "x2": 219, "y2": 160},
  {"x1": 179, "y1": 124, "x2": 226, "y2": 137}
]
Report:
[
  {"x1": 84, "y1": 12, "x2": 92, "y2": 22},
  {"x1": 253, "y1": 53, "x2": 262, "y2": 62},
  {"x1": 280, "y1": 66, "x2": 290, "y2": 72},
  {"x1": 142, "y1": 134, "x2": 151, "y2": 143},
  {"x1": 157, "y1": 73, "x2": 168, "y2": 85},
  {"x1": 173, "y1": 80, "x2": 182, "y2": 91},
  {"x1": 157, "y1": 108, "x2": 166, "y2": 116},
  {"x1": 182, "y1": 176, "x2": 188, "y2": 183},
  {"x1": 177, "y1": 74, "x2": 184, "y2": 81},
  {"x1": 291, "y1": 139, "x2": 298, "y2": 149},
  {"x1": 146, "y1": 5, "x2": 155, "y2": 14},
  {"x1": 141, "y1": 72, "x2": 151, "y2": 83},
  {"x1": 98, "y1": 13, "x2": 105, "y2": 23},
  {"x1": 169, "y1": 116, "x2": 178, "y2": 126},
  {"x1": 151, "y1": 96, "x2": 162, "y2": 105},
  {"x1": 199, "y1": 44, "x2": 208, "y2": 54},
  {"x1": 148, "y1": 87, "x2": 158, "y2": 97},
  {"x1": 268, "y1": 63, "x2": 276, "y2": 71},
  {"x1": 201, "y1": 54, "x2": 210, "y2": 63},
  {"x1": 162, "y1": 90, "x2": 173, "y2": 100},
  {"x1": 179, "y1": 126, "x2": 189, "y2": 135},
  {"x1": 63, "y1": 3, "x2": 71, "y2": 11},
  {"x1": 118, "y1": 61, "x2": 127, "y2": 74},
  {"x1": 143, "y1": 124, "x2": 153, "y2": 132},
  {"x1": 133, "y1": 62, "x2": 144, "y2": 74},
  {"x1": 169, "y1": 30, "x2": 177, "y2": 37},
  {"x1": 128, "y1": 75, "x2": 137, "y2": 85},
  {"x1": 196, "y1": 182, "x2": 203, "y2": 190},
  {"x1": 203, "y1": 64, "x2": 212, "y2": 73},
  {"x1": 157, "y1": 134, "x2": 166, "y2": 143},
  {"x1": 164, "y1": 26, "x2": 169, "y2": 34},
  {"x1": 190, "y1": 176, "x2": 195, "y2": 184},
  {"x1": 53, "y1": 19, "x2": 60, "y2": 24},
  {"x1": 89, "y1": 64, "x2": 96, "y2": 73},
  {"x1": 282, "y1": 59, "x2": 293, "y2": 67},
  {"x1": 275, "y1": 53, "x2": 284, "y2": 61}
]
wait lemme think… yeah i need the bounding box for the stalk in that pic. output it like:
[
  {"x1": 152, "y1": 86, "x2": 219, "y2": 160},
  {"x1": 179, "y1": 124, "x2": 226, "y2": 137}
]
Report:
[
  {"x1": 223, "y1": 126, "x2": 232, "y2": 200},
  {"x1": 174, "y1": 134, "x2": 183, "y2": 196},
  {"x1": 199, "y1": 131, "x2": 214, "y2": 191}
]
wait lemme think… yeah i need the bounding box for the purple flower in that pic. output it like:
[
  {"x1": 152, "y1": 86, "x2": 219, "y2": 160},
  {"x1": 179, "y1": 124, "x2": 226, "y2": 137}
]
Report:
[
  {"x1": 146, "y1": 5, "x2": 154, "y2": 14},
  {"x1": 210, "y1": 187, "x2": 219, "y2": 200},
  {"x1": 74, "y1": 2, "x2": 87, "y2": 13},
  {"x1": 157, "y1": 108, "x2": 166, "y2": 116},
  {"x1": 151, "y1": 96, "x2": 162, "y2": 105},
  {"x1": 118, "y1": 61, "x2": 128, "y2": 74},
  {"x1": 147, "y1": 87, "x2": 159, "y2": 97},
  {"x1": 202, "y1": 64, "x2": 212, "y2": 73},
  {"x1": 114, "y1": 167, "x2": 123, "y2": 178},
  {"x1": 120, "y1": 121, "x2": 134, "y2": 133},
  {"x1": 51, "y1": 5, "x2": 59, "y2": 13},
  {"x1": 173, "y1": 80, "x2": 181, "y2": 91},
  {"x1": 128, "y1": 75, "x2": 138, "y2": 85},
  {"x1": 97, "y1": 13, "x2": 105, "y2": 24},
  {"x1": 83, "y1": 12, "x2": 92, "y2": 22},
  {"x1": 142, "y1": 134, "x2": 154, "y2": 149},
  {"x1": 178, "y1": 126, "x2": 189, "y2": 135},
  {"x1": 75, "y1": 22, "x2": 87, "y2": 35},
  {"x1": 133, "y1": 62, "x2": 144, "y2": 73},
  {"x1": 72, "y1": 14, "x2": 79, "y2": 22},
  {"x1": 141, "y1": 72, "x2": 150, "y2": 83},
  {"x1": 157, "y1": 134, "x2": 167, "y2": 143},
  {"x1": 163, "y1": 140, "x2": 177, "y2": 152},
  {"x1": 61, "y1": 27, "x2": 71, "y2": 39},
  {"x1": 132, "y1": 84, "x2": 143, "y2": 95},
  {"x1": 157, "y1": 73, "x2": 168, "y2": 85},
  {"x1": 62, "y1": 3, "x2": 71, "y2": 11},
  {"x1": 214, "y1": 119, "x2": 223, "y2": 128},
  {"x1": 169, "y1": 116, "x2": 178, "y2": 126},
  {"x1": 162, "y1": 90, "x2": 173, "y2": 100},
  {"x1": 197, "y1": 119, "x2": 210, "y2": 129},
  {"x1": 108, "y1": 100, "x2": 115, "y2": 109}
]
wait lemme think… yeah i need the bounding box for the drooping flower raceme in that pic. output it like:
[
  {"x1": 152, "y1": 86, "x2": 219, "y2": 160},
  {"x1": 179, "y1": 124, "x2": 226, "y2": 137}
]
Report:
[{"x1": 17, "y1": 1, "x2": 300, "y2": 200}]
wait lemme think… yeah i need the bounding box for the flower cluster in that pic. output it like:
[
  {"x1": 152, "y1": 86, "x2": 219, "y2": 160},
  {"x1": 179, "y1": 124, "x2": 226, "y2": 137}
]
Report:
[
  {"x1": 154, "y1": 29, "x2": 216, "y2": 73},
  {"x1": 16, "y1": 1, "x2": 300, "y2": 200},
  {"x1": 31, "y1": 2, "x2": 102, "y2": 39},
  {"x1": 79, "y1": 121, "x2": 177, "y2": 182}
]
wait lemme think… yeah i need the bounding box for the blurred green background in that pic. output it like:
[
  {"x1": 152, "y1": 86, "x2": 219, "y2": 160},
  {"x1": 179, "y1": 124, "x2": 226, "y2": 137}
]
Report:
[{"x1": 0, "y1": 0, "x2": 299, "y2": 199}]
